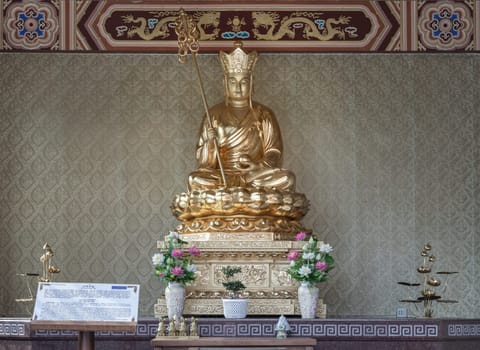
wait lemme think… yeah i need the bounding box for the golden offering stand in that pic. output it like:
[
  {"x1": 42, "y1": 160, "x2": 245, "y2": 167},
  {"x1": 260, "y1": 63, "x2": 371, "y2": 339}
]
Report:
[
  {"x1": 40, "y1": 242, "x2": 61, "y2": 282},
  {"x1": 15, "y1": 272, "x2": 39, "y2": 316},
  {"x1": 15, "y1": 242, "x2": 61, "y2": 315},
  {"x1": 398, "y1": 243, "x2": 458, "y2": 318}
]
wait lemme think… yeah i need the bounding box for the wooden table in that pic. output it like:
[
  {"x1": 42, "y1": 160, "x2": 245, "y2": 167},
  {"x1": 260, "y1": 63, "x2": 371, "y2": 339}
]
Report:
[
  {"x1": 151, "y1": 336, "x2": 317, "y2": 350},
  {"x1": 31, "y1": 320, "x2": 137, "y2": 350}
]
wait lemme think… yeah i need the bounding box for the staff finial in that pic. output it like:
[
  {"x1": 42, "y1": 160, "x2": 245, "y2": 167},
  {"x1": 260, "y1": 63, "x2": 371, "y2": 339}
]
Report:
[{"x1": 175, "y1": 9, "x2": 199, "y2": 64}]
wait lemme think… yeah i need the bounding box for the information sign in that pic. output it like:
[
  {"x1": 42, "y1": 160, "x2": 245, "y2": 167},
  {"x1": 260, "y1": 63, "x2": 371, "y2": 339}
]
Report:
[{"x1": 32, "y1": 282, "x2": 139, "y2": 322}]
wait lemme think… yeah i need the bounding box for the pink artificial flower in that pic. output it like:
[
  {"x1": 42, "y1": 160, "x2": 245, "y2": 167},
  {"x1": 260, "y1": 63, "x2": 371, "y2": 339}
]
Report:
[
  {"x1": 171, "y1": 248, "x2": 184, "y2": 258},
  {"x1": 171, "y1": 266, "x2": 184, "y2": 276},
  {"x1": 315, "y1": 261, "x2": 328, "y2": 271},
  {"x1": 287, "y1": 250, "x2": 299, "y2": 261},
  {"x1": 295, "y1": 231, "x2": 307, "y2": 241},
  {"x1": 188, "y1": 245, "x2": 201, "y2": 257}
]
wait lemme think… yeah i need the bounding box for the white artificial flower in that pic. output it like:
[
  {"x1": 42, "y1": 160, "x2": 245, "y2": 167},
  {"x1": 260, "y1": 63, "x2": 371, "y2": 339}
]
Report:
[
  {"x1": 318, "y1": 242, "x2": 333, "y2": 254},
  {"x1": 302, "y1": 252, "x2": 315, "y2": 260},
  {"x1": 152, "y1": 253, "x2": 164, "y2": 265},
  {"x1": 302, "y1": 244, "x2": 308, "y2": 251},
  {"x1": 290, "y1": 260, "x2": 295, "y2": 267},
  {"x1": 186, "y1": 264, "x2": 197, "y2": 273},
  {"x1": 298, "y1": 265, "x2": 312, "y2": 277},
  {"x1": 168, "y1": 231, "x2": 179, "y2": 239},
  {"x1": 309, "y1": 237, "x2": 314, "y2": 244}
]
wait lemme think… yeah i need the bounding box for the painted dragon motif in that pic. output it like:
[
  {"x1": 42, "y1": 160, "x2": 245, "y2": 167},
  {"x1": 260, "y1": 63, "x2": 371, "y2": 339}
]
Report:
[
  {"x1": 122, "y1": 14, "x2": 176, "y2": 40},
  {"x1": 193, "y1": 11, "x2": 221, "y2": 40},
  {"x1": 252, "y1": 11, "x2": 351, "y2": 41},
  {"x1": 122, "y1": 11, "x2": 220, "y2": 41}
]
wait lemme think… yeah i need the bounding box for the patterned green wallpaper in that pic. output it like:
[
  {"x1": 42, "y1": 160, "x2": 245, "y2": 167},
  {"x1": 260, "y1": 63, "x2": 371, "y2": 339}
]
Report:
[{"x1": 0, "y1": 52, "x2": 479, "y2": 318}]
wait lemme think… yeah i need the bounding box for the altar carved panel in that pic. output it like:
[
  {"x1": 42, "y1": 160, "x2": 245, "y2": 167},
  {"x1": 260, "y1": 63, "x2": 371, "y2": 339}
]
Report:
[{"x1": 154, "y1": 236, "x2": 326, "y2": 318}]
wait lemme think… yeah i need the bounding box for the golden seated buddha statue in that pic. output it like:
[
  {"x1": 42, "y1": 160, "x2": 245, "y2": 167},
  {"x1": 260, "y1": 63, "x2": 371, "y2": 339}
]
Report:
[{"x1": 172, "y1": 42, "x2": 309, "y2": 239}]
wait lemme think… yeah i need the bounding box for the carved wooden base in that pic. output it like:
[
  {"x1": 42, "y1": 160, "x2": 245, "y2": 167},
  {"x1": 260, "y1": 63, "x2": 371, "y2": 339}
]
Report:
[
  {"x1": 154, "y1": 297, "x2": 326, "y2": 318},
  {"x1": 154, "y1": 233, "x2": 326, "y2": 318}
]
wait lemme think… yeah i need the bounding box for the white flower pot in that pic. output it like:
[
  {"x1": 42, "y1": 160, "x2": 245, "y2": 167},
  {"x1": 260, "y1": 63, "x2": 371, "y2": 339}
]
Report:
[{"x1": 222, "y1": 298, "x2": 249, "y2": 319}]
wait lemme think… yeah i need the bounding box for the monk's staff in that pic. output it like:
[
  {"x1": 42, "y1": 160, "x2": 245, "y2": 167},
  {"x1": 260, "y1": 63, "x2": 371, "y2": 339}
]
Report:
[{"x1": 175, "y1": 9, "x2": 227, "y2": 188}]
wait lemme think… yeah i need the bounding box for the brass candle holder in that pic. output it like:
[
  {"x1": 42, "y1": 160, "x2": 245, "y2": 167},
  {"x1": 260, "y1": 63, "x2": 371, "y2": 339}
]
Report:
[{"x1": 398, "y1": 243, "x2": 458, "y2": 318}]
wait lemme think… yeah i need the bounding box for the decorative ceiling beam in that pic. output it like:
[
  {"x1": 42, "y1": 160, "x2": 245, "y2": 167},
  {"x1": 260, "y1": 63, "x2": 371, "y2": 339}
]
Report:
[{"x1": 1, "y1": 1, "x2": 478, "y2": 52}]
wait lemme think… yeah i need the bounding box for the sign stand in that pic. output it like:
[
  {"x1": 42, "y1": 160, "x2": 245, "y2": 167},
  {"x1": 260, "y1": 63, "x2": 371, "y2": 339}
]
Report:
[
  {"x1": 79, "y1": 328, "x2": 94, "y2": 350},
  {"x1": 31, "y1": 321, "x2": 137, "y2": 350}
]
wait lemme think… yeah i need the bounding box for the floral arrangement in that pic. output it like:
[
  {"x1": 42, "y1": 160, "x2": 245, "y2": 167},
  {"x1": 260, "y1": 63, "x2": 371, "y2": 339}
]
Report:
[
  {"x1": 287, "y1": 232, "x2": 334, "y2": 284},
  {"x1": 152, "y1": 231, "x2": 201, "y2": 285}
]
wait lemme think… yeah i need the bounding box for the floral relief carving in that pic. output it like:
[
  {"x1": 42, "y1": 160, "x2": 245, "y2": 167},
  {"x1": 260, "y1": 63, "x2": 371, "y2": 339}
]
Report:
[
  {"x1": 214, "y1": 264, "x2": 268, "y2": 288},
  {"x1": 272, "y1": 266, "x2": 293, "y2": 287}
]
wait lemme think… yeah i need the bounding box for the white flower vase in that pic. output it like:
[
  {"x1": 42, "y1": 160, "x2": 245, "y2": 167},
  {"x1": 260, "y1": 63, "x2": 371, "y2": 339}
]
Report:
[
  {"x1": 165, "y1": 282, "x2": 185, "y2": 321},
  {"x1": 297, "y1": 282, "x2": 319, "y2": 319}
]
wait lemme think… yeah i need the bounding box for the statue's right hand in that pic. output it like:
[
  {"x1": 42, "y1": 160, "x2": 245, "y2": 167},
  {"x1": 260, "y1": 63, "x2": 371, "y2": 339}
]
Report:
[{"x1": 207, "y1": 127, "x2": 217, "y2": 141}]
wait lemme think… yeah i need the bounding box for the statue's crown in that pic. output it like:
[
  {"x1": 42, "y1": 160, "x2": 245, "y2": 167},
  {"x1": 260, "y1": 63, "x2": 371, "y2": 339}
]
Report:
[{"x1": 220, "y1": 41, "x2": 258, "y2": 75}]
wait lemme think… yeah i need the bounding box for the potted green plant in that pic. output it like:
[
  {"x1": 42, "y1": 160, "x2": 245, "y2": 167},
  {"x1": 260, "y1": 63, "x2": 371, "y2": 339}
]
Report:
[{"x1": 221, "y1": 266, "x2": 248, "y2": 318}]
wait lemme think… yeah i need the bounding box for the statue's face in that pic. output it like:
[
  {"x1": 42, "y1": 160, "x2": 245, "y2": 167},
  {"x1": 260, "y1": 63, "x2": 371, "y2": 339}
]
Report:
[{"x1": 226, "y1": 72, "x2": 251, "y2": 101}]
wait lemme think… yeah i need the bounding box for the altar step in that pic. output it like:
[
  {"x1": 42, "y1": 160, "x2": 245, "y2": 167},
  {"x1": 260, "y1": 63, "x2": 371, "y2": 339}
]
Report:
[{"x1": 154, "y1": 297, "x2": 326, "y2": 318}]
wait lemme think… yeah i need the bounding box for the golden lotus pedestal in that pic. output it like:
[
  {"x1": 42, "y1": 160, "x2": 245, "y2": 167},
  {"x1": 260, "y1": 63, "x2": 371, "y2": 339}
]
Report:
[{"x1": 154, "y1": 232, "x2": 326, "y2": 318}]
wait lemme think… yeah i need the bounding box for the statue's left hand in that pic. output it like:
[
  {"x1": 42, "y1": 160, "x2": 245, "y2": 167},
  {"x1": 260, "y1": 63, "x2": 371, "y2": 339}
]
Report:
[{"x1": 235, "y1": 155, "x2": 258, "y2": 172}]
